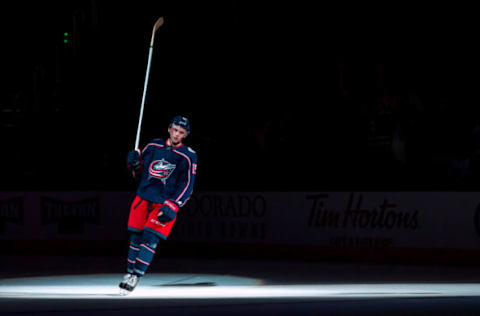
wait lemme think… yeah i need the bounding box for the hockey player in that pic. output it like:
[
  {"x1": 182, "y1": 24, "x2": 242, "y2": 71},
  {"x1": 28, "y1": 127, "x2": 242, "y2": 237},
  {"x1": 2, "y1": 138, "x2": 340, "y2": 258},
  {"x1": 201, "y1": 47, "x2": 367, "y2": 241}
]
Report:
[{"x1": 119, "y1": 116, "x2": 197, "y2": 293}]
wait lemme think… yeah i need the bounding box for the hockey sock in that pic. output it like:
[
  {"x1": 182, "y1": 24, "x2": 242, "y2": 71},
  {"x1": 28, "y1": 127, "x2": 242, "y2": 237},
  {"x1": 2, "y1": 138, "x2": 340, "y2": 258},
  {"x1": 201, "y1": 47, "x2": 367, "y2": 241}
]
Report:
[
  {"x1": 127, "y1": 232, "x2": 142, "y2": 274},
  {"x1": 134, "y1": 230, "x2": 160, "y2": 277}
]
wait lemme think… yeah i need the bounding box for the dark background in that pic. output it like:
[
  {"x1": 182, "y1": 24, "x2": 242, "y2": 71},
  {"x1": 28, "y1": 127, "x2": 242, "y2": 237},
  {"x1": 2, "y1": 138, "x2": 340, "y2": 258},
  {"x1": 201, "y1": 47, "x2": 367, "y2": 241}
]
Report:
[{"x1": 1, "y1": 1, "x2": 479, "y2": 192}]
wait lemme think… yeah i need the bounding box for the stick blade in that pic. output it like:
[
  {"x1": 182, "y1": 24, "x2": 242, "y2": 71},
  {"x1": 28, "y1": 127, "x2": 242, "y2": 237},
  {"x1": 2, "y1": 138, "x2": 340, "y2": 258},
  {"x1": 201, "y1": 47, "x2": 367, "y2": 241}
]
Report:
[
  {"x1": 150, "y1": 17, "x2": 164, "y2": 46},
  {"x1": 153, "y1": 17, "x2": 164, "y2": 33}
]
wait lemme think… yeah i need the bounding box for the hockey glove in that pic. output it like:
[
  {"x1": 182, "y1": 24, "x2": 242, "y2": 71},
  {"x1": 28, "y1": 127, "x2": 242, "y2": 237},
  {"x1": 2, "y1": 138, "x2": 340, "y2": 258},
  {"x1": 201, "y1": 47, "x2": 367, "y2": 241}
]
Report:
[
  {"x1": 157, "y1": 200, "x2": 179, "y2": 223},
  {"x1": 127, "y1": 149, "x2": 141, "y2": 172}
]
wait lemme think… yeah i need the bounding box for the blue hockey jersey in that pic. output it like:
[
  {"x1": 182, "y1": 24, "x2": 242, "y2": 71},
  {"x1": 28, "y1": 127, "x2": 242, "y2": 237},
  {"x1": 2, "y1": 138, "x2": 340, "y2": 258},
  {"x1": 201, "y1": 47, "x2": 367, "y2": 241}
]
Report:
[{"x1": 135, "y1": 138, "x2": 197, "y2": 207}]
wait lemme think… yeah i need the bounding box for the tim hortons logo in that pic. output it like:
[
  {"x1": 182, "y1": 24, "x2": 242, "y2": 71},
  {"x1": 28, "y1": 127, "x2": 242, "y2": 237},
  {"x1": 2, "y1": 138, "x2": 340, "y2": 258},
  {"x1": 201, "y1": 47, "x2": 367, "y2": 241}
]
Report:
[
  {"x1": 149, "y1": 159, "x2": 176, "y2": 184},
  {"x1": 0, "y1": 197, "x2": 24, "y2": 234},
  {"x1": 306, "y1": 192, "x2": 420, "y2": 230},
  {"x1": 41, "y1": 197, "x2": 100, "y2": 234}
]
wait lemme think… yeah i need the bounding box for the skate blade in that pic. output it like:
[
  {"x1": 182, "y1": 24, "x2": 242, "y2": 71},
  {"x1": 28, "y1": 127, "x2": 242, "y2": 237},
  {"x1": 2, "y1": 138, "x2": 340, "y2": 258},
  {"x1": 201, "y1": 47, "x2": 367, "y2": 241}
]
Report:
[{"x1": 119, "y1": 288, "x2": 130, "y2": 296}]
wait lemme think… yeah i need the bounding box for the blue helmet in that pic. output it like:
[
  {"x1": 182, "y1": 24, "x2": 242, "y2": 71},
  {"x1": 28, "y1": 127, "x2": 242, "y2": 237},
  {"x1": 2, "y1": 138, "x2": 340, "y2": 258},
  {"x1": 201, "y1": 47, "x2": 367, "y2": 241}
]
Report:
[{"x1": 170, "y1": 116, "x2": 191, "y2": 134}]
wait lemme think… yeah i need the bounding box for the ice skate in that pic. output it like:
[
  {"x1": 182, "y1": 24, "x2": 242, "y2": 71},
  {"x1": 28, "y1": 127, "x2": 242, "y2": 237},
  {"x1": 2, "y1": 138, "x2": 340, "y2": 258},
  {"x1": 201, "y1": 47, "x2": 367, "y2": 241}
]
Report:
[
  {"x1": 119, "y1": 273, "x2": 135, "y2": 295},
  {"x1": 119, "y1": 274, "x2": 140, "y2": 295},
  {"x1": 119, "y1": 273, "x2": 132, "y2": 289}
]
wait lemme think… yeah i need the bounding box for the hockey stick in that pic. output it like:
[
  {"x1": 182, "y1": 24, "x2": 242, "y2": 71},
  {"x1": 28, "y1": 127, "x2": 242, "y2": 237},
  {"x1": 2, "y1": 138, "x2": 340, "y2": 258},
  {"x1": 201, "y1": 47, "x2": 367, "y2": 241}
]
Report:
[{"x1": 134, "y1": 17, "x2": 164, "y2": 150}]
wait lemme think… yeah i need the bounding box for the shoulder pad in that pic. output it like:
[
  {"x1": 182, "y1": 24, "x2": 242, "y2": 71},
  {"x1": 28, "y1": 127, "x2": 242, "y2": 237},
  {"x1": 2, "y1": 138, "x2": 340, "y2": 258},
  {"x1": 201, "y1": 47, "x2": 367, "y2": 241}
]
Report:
[{"x1": 151, "y1": 138, "x2": 164, "y2": 144}]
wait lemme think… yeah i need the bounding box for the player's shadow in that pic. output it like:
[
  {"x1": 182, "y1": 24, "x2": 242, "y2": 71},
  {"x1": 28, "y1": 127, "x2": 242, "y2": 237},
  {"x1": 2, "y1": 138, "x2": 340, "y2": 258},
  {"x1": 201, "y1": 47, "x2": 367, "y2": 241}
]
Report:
[
  {"x1": 156, "y1": 282, "x2": 217, "y2": 286},
  {"x1": 156, "y1": 282, "x2": 216, "y2": 287}
]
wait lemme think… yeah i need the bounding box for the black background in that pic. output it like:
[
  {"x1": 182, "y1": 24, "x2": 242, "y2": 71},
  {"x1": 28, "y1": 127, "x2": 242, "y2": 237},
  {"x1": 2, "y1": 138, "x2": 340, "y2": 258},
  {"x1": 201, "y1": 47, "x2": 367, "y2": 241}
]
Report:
[{"x1": 1, "y1": 1, "x2": 479, "y2": 192}]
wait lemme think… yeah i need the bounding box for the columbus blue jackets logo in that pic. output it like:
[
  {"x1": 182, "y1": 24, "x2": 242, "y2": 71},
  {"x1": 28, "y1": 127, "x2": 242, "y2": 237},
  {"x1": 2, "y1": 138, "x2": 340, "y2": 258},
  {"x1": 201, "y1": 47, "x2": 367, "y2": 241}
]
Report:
[{"x1": 149, "y1": 159, "x2": 176, "y2": 184}]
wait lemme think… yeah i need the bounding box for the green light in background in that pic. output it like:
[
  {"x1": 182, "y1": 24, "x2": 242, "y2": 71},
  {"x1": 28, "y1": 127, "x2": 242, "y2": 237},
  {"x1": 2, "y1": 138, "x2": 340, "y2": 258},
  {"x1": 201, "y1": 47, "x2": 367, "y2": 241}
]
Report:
[{"x1": 62, "y1": 32, "x2": 69, "y2": 44}]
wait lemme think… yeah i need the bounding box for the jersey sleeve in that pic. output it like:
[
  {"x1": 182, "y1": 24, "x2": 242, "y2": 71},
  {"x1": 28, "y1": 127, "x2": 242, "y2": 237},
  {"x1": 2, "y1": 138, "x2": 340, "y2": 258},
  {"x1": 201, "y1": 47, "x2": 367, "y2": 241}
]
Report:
[{"x1": 171, "y1": 148, "x2": 197, "y2": 208}]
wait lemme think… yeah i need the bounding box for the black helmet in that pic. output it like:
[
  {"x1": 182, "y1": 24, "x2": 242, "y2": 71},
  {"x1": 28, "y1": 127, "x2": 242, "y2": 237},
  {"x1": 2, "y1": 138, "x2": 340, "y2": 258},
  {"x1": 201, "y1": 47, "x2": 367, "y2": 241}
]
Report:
[{"x1": 170, "y1": 116, "x2": 190, "y2": 134}]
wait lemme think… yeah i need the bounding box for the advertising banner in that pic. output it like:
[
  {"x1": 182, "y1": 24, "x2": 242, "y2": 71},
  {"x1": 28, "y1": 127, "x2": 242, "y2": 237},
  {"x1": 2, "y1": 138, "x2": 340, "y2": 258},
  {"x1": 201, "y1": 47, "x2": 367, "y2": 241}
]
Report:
[{"x1": 1, "y1": 191, "x2": 480, "y2": 251}]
